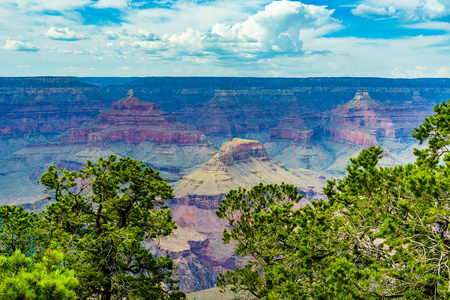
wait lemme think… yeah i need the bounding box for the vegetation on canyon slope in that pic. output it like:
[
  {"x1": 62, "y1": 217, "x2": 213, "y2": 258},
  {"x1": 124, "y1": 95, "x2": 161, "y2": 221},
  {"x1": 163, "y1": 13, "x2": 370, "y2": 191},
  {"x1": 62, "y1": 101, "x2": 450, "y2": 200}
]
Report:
[
  {"x1": 1, "y1": 101, "x2": 450, "y2": 299},
  {"x1": 0, "y1": 156, "x2": 185, "y2": 300},
  {"x1": 216, "y1": 100, "x2": 450, "y2": 299}
]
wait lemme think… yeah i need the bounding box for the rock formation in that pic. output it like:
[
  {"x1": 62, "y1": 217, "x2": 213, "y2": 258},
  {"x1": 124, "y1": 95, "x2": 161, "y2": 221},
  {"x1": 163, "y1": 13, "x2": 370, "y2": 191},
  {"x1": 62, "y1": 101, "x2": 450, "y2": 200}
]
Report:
[
  {"x1": 2, "y1": 77, "x2": 449, "y2": 294},
  {"x1": 172, "y1": 138, "x2": 324, "y2": 206},
  {"x1": 269, "y1": 114, "x2": 314, "y2": 144},
  {"x1": 164, "y1": 138, "x2": 326, "y2": 292},
  {"x1": 0, "y1": 77, "x2": 104, "y2": 159},
  {"x1": 0, "y1": 90, "x2": 217, "y2": 204},
  {"x1": 145, "y1": 227, "x2": 242, "y2": 293},
  {"x1": 324, "y1": 89, "x2": 434, "y2": 147},
  {"x1": 47, "y1": 90, "x2": 217, "y2": 176},
  {"x1": 174, "y1": 89, "x2": 311, "y2": 146}
]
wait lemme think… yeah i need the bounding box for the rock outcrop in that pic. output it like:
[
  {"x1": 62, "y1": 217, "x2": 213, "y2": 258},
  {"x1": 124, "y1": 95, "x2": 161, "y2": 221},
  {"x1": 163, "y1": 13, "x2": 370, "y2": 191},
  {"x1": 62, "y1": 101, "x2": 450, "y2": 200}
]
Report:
[
  {"x1": 146, "y1": 227, "x2": 241, "y2": 293},
  {"x1": 172, "y1": 138, "x2": 325, "y2": 208},
  {"x1": 3, "y1": 77, "x2": 450, "y2": 294},
  {"x1": 167, "y1": 138, "x2": 326, "y2": 292},
  {"x1": 50, "y1": 90, "x2": 217, "y2": 176},
  {"x1": 64, "y1": 90, "x2": 208, "y2": 146},
  {"x1": 174, "y1": 89, "x2": 311, "y2": 146},
  {"x1": 1, "y1": 91, "x2": 217, "y2": 205},
  {"x1": 324, "y1": 90, "x2": 435, "y2": 147},
  {"x1": 0, "y1": 77, "x2": 104, "y2": 159},
  {"x1": 269, "y1": 114, "x2": 314, "y2": 144}
]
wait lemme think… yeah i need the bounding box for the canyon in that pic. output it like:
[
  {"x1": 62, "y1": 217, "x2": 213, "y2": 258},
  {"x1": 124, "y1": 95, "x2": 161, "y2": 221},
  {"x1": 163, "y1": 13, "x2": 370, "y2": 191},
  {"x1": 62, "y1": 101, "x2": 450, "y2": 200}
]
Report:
[{"x1": 1, "y1": 76, "x2": 450, "y2": 292}]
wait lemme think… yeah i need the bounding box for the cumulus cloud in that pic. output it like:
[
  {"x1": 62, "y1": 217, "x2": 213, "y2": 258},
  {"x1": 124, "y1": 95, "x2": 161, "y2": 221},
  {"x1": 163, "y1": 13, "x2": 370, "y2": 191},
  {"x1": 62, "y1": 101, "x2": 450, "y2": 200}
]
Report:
[
  {"x1": 208, "y1": 1, "x2": 342, "y2": 54},
  {"x1": 3, "y1": 39, "x2": 39, "y2": 52},
  {"x1": 104, "y1": 31, "x2": 120, "y2": 40},
  {"x1": 132, "y1": 29, "x2": 158, "y2": 41},
  {"x1": 410, "y1": 0, "x2": 450, "y2": 20},
  {"x1": 103, "y1": 29, "x2": 130, "y2": 40},
  {"x1": 132, "y1": 40, "x2": 167, "y2": 53},
  {"x1": 125, "y1": 1, "x2": 342, "y2": 61},
  {"x1": 46, "y1": 27, "x2": 88, "y2": 41},
  {"x1": 357, "y1": 0, "x2": 450, "y2": 21},
  {"x1": 352, "y1": 4, "x2": 396, "y2": 18}
]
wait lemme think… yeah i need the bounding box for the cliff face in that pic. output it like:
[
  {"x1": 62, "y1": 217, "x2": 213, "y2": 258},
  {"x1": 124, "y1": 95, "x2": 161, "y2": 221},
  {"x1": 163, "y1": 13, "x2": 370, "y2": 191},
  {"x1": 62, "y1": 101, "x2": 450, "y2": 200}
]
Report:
[
  {"x1": 98, "y1": 77, "x2": 450, "y2": 112},
  {"x1": 324, "y1": 90, "x2": 435, "y2": 147},
  {"x1": 64, "y1": 90, "x2": 209, "y2": 148},
  {"x1": 173, "y1": 89, "x2": 311, "y2": 146},
  {"x1": 167, "y1": 138, "x2": 326, "y2": 292},
  {"x1": 269, "y1": 114, "x2": 314, "y2": 144},
  {"x1": 57, "y1": 90, "x2": 217, "y2": 177},
  {"x1": 173, "y1": 138, "x2": 325, "y2": 207},
  {"x1": 145, "y1": 227, "x2": 242, "y2": 293},
  {"x1": 0, "y1": 89, "x2": 216, "y2": 204},
  {"x1": 0, "y1": 78, "x2": 104, "y2": 158},
  {"x1": 3, "y1": 77, "x2": 450, "y2": 294}
]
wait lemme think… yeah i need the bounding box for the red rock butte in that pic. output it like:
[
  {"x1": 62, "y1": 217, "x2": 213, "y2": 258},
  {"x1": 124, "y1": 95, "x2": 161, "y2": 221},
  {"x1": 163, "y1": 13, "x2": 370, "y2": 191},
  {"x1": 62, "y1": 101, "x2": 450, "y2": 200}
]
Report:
[
  {"x1": 67, "y1": 90, "x2": 209, "y2": 146},
  {"x1": 218, "y1": 138, "x2": 268, "y2": 165},
  {"x1": 324, "y1": 89, "x2": 433, "y2": 148},
  {"x1": 173, "y1": 138, "x2": 324, "y2": 203},
  {"x1": 269, "y1": 114, "x2": 314, "y2": 144}
]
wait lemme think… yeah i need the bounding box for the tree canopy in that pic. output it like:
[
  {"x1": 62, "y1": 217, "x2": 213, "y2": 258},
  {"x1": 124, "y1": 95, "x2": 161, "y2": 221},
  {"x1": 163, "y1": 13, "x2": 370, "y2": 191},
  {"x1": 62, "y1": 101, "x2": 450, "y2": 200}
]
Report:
[
  {"x1": 0, "y1": 250, "x2": 78, "y2": 300},
  {"x1": 0, "y1": 155, "x2": 186, "y2": 300},
  {"x1": 217, "y1": 100, "x2": 450, "y2": 299}
]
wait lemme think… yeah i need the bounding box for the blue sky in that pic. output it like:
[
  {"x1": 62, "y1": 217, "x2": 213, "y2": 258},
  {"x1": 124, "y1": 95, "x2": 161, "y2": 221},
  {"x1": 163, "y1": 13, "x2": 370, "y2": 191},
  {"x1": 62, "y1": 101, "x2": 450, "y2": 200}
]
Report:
[{"x1": 1, "y1": 0, "x2": 449, "y2": 77}]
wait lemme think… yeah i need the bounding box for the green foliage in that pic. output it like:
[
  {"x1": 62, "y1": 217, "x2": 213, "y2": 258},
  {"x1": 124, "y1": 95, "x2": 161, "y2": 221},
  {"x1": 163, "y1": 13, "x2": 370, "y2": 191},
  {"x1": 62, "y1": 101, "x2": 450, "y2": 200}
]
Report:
[
  {"x1": 216, "y1": 183, "x2": 366, "y2": 299},
  {"x1": 217, "y1": 100, "x2": 450, "y2": 299},
  {"x1": 37, "y1": 155, "x2": 185, "y2": 300},
  {"x1": 413, "y1": 100, "x2": 450, "y2": 168},
  {"x1": 0, "y1": 249, "x2": 78, "y2": 299},
  {"x1": 0, "y1": 205, "x2": 42, "y2": 257}
]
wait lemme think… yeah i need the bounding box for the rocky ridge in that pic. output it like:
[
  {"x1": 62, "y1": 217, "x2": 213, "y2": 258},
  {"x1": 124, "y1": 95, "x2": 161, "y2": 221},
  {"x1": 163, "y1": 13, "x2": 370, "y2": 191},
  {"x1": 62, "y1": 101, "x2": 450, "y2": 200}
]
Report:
[
  {"x1": 173, "y1": 138, "x2": 324, "y2": 206},
  {"x1": 1, "y1": 77, "x2": 450, "y2": 293},
  {"x1": 0, "y1": 90, "x2": 216, "y2": 204},
  {"x1": 163, "y1": 138, "x2": 325, "y2": 293},
  {"x1": 0, "y1": 78, "x2": 104, "y2": 159}
]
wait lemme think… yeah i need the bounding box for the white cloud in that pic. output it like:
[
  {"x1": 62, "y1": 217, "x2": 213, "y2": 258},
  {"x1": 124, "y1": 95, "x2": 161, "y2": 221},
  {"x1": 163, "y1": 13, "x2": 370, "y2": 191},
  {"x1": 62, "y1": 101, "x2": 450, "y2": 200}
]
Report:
[
  {"x1": 121, "y1": 1, "x2": 344, "y2": 61},
  {"x1": 298, "y1": 34, "x2": 450, "y2": 78},
  {"x1": 411, "y1": 0, "x2": 450, "y2": 20},
  {"x1": 91, "y1": 0, "x2": 129, "y2": 9},
  {"x1": 352, "y1": 4, "x2": 396, "y2": 18},
  {"x1": 104, "y1": 31, "x2": 120, "y2": 40},
  {"x1": 209, "y1": 1, "x2": 342, "y2": 54},
  {"x1": 358, "y1": 0, "x2": 450, "y2": 21},
  {"x1": 0, "y1": 0, "x2": 448, "y2": 77},
  {"x1": 46, "y1": 27, "x2": 88, "y2": 41},
  {"x1": 132, "y1": 40, "x2": 166, "y2": 53},
  {"x1": 11, "y1": 0, "x2": 90, "y2": 12},
  {"x1": 3, "y1": 39, "x2": 39, "y2": 52},
  {"x1": 361, "y1": 0, "x2": 420, "y2": 10},
  {"x1": 402, "y1": 21, "x2": 450, "y2": 31},
  {"x1": 392, "y1": 65, "x2": 450, "y2": 77},
  {"x1": 132, "y1": 29, "x2": 158, "y2": 40}
]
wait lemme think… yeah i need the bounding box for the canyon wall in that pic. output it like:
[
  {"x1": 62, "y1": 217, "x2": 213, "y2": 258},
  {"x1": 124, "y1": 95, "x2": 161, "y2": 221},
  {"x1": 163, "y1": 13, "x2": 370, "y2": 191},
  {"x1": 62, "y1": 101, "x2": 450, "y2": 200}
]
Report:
[{"x1": 1, "y1": 76, "x2": 450, "y2": 292}]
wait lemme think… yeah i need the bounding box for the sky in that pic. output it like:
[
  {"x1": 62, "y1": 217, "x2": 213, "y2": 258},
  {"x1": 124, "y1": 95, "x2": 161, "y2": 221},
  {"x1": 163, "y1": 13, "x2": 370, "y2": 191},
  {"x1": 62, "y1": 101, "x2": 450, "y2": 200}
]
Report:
[{"x1": 0, "y1": 0, "x2": 449, "y2": 77}]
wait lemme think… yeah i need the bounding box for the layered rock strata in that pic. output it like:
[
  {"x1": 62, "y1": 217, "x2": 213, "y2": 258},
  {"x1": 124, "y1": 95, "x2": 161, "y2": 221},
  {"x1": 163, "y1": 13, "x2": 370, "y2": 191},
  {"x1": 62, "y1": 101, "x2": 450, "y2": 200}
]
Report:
[
  {"x1": 0, "y1": 77, "x2": 104, "y2": 159},
  {"x1": 174, "y1": 89, "x2": 311, "y2": 146},
  {"x1": 172, "y1": 138, "x2": 325, "y2": 207},
  {"x1": 324, "y1": 90, "x2": 435, "y2": 147},
  {"x1": 54, "y1": 90, "x2": 217, "y2": 174},
  {"x1": 167, "y1": 138, "x2": 326, "y2": 292},
  {"x1": 146, "y1": 227, "x2": 241, "y2": 293},
  {"x1": 2, "y1": 91, "x2": 216, "y2": 204}
]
